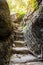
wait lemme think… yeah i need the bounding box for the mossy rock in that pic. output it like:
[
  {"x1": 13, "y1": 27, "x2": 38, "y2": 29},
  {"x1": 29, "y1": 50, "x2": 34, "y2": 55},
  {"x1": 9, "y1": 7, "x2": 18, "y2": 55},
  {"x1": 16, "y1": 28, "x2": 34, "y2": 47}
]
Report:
[{"x1": 0, "y1": 1, "x2": 12, "y2": 40}]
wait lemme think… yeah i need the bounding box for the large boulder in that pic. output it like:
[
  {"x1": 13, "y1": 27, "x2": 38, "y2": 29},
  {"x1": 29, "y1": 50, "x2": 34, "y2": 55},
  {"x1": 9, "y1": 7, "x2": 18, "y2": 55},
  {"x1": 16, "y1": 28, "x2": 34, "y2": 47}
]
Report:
[
  {"x1": 23, "y1": 2, "x2": 43, "y2": 56},
  {"x1": 0, "y1": 0, "x2": 13, "y2": 65},
  {"x1": 0, "y1": 0, "x2": 12, "y2": 40}
]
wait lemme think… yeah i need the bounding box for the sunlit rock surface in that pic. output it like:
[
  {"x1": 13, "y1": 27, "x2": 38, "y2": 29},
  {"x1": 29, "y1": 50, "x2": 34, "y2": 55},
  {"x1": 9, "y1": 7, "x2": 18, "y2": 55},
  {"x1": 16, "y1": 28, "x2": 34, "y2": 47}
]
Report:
[{"x1": 10, "y1": 54, "x2": 43, "y2": 65}]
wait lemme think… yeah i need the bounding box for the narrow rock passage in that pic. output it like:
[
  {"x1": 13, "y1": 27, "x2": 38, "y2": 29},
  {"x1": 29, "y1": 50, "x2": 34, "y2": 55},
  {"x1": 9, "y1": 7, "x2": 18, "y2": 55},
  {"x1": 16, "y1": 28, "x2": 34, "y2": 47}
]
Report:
[
  {"x1": 9, "y1": 21, "x2": 43, "y2": 65},
  {"x1": 10, "y1": 3, "x2": 43, "y2": 64}
]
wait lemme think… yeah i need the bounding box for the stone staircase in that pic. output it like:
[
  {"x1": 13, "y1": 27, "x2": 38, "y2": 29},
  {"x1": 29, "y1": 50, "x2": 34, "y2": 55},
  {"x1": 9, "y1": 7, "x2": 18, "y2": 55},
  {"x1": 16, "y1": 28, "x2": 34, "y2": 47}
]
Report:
[{"x1": 10, "y1": 23, "x2": 43, "y2": 65}]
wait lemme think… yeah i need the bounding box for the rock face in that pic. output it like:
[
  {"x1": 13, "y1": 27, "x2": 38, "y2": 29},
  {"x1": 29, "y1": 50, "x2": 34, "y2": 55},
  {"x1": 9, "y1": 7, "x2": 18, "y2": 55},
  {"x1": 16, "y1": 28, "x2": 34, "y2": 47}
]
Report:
[
  {"x1": 36, "y1": 0, "x2": 42, "y2": 4},
  {"x1": 0, "y1": 0, "x2": 12, "y2": 40},
  {"x1": 23, "y1": 4, "x2": 43, "y2": 56},
  {"x1": 0, "y1": 1, "x2": 13, "y2": 65}
]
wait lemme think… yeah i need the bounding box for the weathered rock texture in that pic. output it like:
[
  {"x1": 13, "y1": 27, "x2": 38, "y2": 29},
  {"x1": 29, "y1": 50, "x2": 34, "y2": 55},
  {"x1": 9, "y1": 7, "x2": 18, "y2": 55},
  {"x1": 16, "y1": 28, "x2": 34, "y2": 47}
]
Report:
[
  {"x1": 0, "y1": 0, "x2": 13, "y2": 65},
  {"x1": 23, "y1": 3, "x2": 43, "y2": 56},
  {"x1": 0, "y1": 1, "x2": 13, "y2": 40}
]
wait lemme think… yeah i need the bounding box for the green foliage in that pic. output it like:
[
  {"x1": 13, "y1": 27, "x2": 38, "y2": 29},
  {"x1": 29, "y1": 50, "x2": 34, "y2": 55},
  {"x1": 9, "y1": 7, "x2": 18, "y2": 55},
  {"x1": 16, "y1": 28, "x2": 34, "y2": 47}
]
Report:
[
  {"x1": 7, "y1": 0, "x2": 39, "y2": 19},
  {"x1": 7, "y1": 0, "x2": 27, "y2": 14},
  {"x1": 27, "y1": 0, "x2": 39, "y2": 12}
]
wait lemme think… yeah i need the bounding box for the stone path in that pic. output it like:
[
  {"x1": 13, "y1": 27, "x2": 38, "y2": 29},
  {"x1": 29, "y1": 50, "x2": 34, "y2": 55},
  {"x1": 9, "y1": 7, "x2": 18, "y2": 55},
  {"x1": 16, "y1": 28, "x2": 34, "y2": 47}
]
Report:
[
  {"x1": 10, "y1": 62, "x2": 43, "y2": 65},
  {"x1": 10, "y1": 19, "x2": 43, "y2": 65}
]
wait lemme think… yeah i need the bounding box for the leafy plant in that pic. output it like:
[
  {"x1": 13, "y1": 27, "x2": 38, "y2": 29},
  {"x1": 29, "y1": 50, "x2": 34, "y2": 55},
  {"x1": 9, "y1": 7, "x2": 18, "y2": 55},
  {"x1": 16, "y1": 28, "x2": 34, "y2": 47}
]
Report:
[{"x1": 7, "y1": 0, "x2": 39, "y2": 19}]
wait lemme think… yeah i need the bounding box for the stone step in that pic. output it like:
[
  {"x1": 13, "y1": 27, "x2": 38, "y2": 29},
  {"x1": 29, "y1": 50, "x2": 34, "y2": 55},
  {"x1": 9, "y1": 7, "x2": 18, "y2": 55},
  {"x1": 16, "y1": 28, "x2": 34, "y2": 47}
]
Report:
[
  {"x1": 14, "y1": 30, "x2": 23, "y2": 35},
  {"x1": 14, "y1": 34, "x2": 24, "y2": 38},
  {"x1": 12, "y1": 47, "x2": 37, "y2": 57},
  {"x1": 10, "y1": 54, "x2": 38, "y2": 64},
  {"x1": 10, "y1": 61, "x2": 43, "y2": 65},
  {"x1": 12, "y1": 47, "x2": 30, "y2": 54},
  {"x1": 14, "y1": 38, "x2": 24, "y2": 41},
  {"x1": 14, "y1": 34, "x2": 24, "y2": 40},
  {"x1": 14, "y1": 41, "x2": 26, "y2": 44},
  {"x1": 18, "y1": 27, "x2": 23, "y2": 31},
  {"x1": 13, "y1": 41, "x2": 26, "y2": 47}
]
